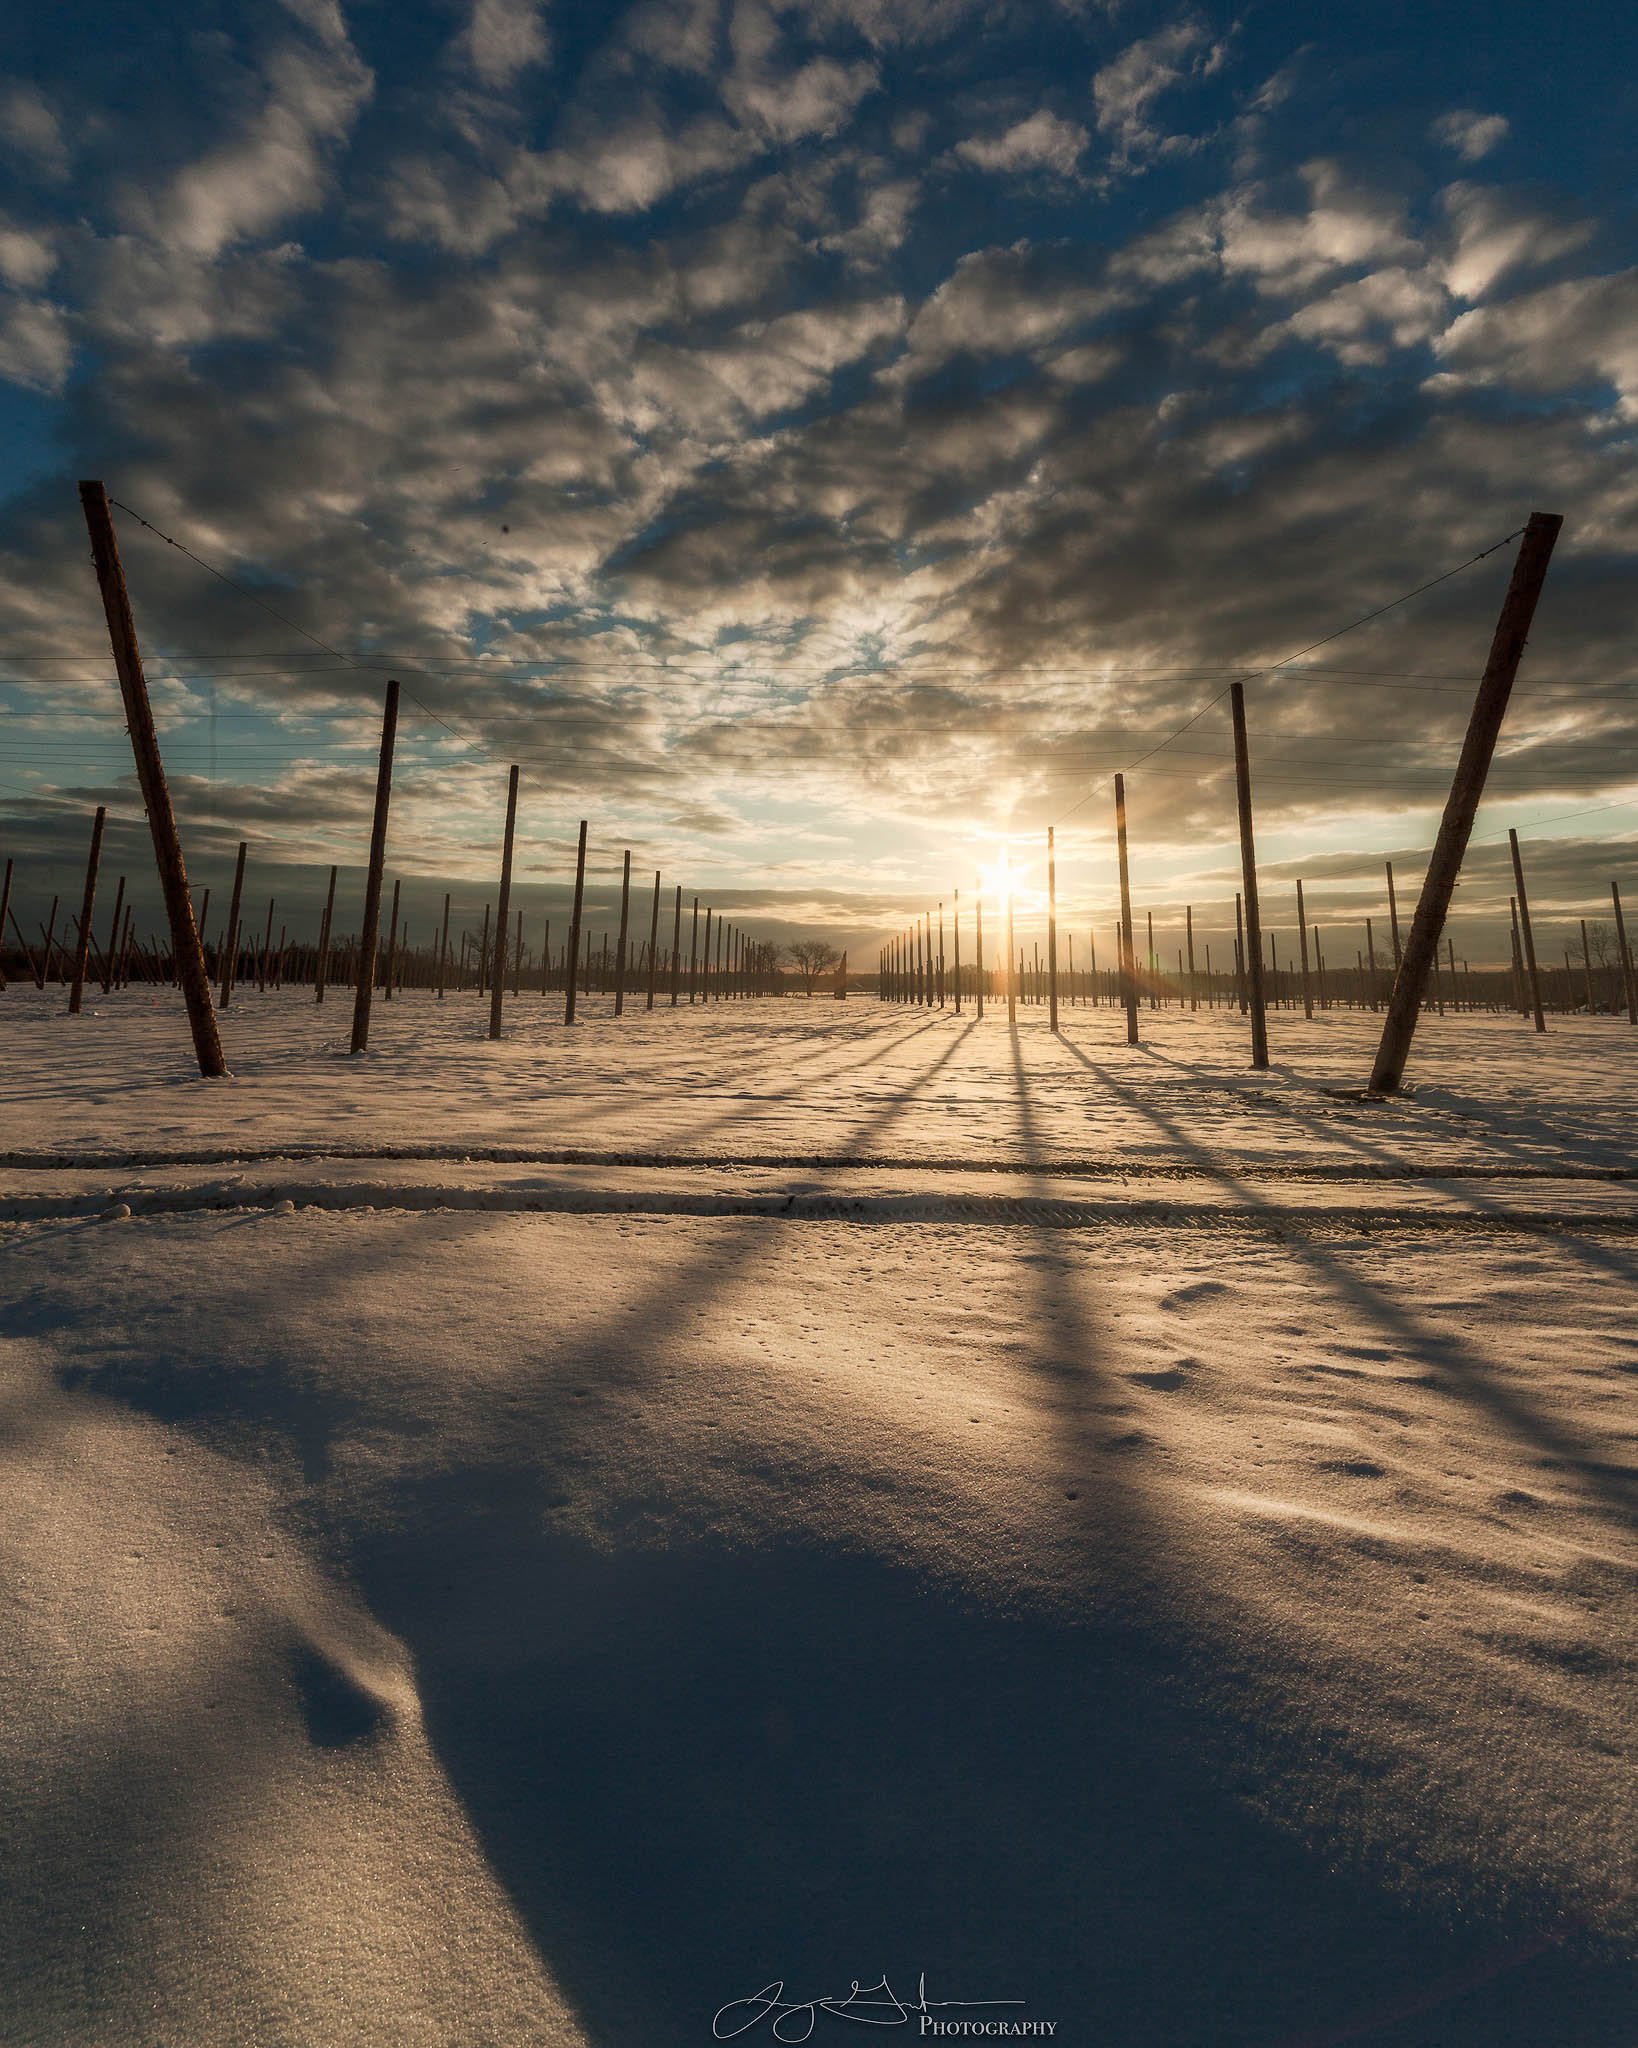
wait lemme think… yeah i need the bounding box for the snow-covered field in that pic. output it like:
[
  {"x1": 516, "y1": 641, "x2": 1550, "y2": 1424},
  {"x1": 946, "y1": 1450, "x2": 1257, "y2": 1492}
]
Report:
[{"x1": 2, "y1": 990, "x2": 1633, "y2": 2047}]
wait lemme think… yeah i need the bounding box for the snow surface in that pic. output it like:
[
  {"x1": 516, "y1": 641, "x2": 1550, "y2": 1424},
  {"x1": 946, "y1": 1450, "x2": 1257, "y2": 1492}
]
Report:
[{"x1": 1, "y1": 989, "x2": 1633, "y2": 2047}]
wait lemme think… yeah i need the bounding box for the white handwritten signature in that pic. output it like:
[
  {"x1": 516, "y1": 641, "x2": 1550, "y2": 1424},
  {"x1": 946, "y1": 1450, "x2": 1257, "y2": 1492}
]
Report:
[{"x1": 714, "y1": 1972, "x2": 1028, "y2": 2041}]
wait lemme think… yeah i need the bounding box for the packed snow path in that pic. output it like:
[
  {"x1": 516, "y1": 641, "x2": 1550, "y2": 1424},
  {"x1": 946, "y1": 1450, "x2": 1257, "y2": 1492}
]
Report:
[{"x1": 1, "y1": 995, "x2": 1633, "y2": 2047}]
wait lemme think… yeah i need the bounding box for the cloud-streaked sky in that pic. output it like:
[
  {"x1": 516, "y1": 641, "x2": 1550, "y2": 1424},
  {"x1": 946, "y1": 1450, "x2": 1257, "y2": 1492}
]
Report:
[{"x1": 1, "y1": 0, "x2": 1635, "y2": 964}]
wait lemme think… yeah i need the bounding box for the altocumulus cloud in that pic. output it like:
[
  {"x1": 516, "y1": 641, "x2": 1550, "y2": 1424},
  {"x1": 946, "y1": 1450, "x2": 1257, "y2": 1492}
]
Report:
[{"x1": 0, "y1": 0, "x2": 1634, "y2": 958}]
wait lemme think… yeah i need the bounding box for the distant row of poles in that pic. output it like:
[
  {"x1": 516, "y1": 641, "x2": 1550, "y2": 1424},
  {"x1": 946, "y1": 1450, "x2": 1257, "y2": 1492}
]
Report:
[{"x1": 879, "y1": 832, "x2": 1638, "y2": 1031}]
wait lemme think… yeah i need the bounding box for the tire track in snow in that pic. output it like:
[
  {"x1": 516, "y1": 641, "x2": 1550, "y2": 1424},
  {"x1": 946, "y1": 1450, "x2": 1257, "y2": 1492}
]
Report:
[
  {"x1": 5, "y1": 1179, "x2": 1638, "y2": 1233},
  {"x1": 0, "y1": 1144, "x2": 1630, "y2": 1181}
]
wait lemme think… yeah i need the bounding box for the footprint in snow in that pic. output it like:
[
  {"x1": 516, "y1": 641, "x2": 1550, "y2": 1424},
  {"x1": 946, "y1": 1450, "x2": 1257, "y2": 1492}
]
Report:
[
  {"x1": 1127, "y1": 1363, "x2": 1195, "y2": 1392},
  {"x1": 1159, "y1": 1280, "x2": 1231, "y2": 1311}
]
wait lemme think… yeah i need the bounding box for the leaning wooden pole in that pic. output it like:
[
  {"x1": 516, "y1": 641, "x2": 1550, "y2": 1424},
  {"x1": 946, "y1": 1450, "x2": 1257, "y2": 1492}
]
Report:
[
  {"x1": 1004, "y1": 882, "x2": 1016, "y2": 1024},
  {"x1": 314, "y1": 864, "x2": 338, "y2": 1004},
  {"x1": 1612, "y1": 881, "x2": 1636, "y2": 1025},
  {"x1": 437, "y1": 892, "x2": 451, "y2": 1000},
  {"x1": 613, "y1": 849, "x2": 632, "y2": 1017},
  {"x1": 669, "y1": 886, "x2": 683, "y2": 1006},
  {"x1": 1369, "y1": 513, "x2": 1562, "y2": 1090},
  {"x1": 646, "y1": 871, "x2": 661, "y2": 1010},
  {"x1": 348, "y1": 678, "x2": 400, "y2": 1055},
  {"x1": 382, "y1": 879, "x2": 400, "y2": 1003},
  {"x1": 1046, "y1": 827, "x2": 1060, "y2": 1032},
  {"x1": 1296, "y1": 879, "x2": 1314, "y2": 1020},
  {"x1": 488, "y1": 764, "x2": 520, "y2": 1041},
  {"x1": 1114, "y1": 775, "x2": 1138, "y2": 1046},
  {"x1": 1509, "y1": 828, "x2": 1548, "y2": 1034},
  {"x1": 563, "y1": 820, "x2": 588, "y2": 1025},
  {"x1": 79, "y1": 481, "x2": 224, "y2": 1074},
  {"x1": 219, "y1": 841, "x2": 247, "y2": 1007},
  {"x1": 99, "y1": 872, "x2": 124, "y2": 996},
  {"x1": 67, "y1": 805, "x2": 106, "y2": 1015},
  {"x1": 1229, "y1": 681, "x2": 1269, "y2": 1068}
]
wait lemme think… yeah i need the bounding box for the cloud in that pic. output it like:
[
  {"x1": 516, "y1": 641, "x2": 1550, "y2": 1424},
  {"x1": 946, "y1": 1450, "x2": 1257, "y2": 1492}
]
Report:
[
  {"x1": 515, "y1": 105, "x2": 753, "y2": 216},
  {"x1": 0, "y1": 78, "x2": 69, "y2": 180},
  {"x1": 901, "y1": 243, "x2": 1113, "y2": 371},
  {"x1": 724, "y1": 0, "x2": 880, "y2": 142},
  {"x1": 119, "y1": 5, "x2": 373, "y2": 259},
  {"x1": 821, "y1": 172, "x2": 919, "y2": 264},
  {"x1": 1217, "y1": 160, "x2": 1415, "y2": 293},
  {"x1": 1438, "y1": 182, "x2": 1595, "y2": 302},
  {"x1": 0, "y1": 219, "x2": 55, "y2": 291},
  {"x1": 0, "y1": 291, "x2": 69, "y2": 392},
  {"x1": 1093, "y1": 20, "x2": 1223, "y2": 169},
  {"x1": 457, "y1": 0, "x2": 552, "y2": 88},
  {"x1": 0, "y1": 7, "x2": 1633, "y2": 947},
  {"x1": 955, "y1": 110, "x2": 1089, "y2": 178},
  {"x1": 1431, "y1": 108, "x2": 1509, "y2": 163},
  {"x1": 1287, "y1": 265, "x2": 1449, "y2": 366},
  {"x1": 1433, "y1": 268, "x2": 1638, "y2": 418}
]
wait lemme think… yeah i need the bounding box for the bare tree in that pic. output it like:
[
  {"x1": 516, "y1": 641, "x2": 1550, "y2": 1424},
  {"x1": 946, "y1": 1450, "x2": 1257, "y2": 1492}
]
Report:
[
  {"x1": 788, "y1": 938, "x2": 841, "y2": 995},
  {"x1": 1584, "y1": 920, "x2": 1618, "y2": 970}
]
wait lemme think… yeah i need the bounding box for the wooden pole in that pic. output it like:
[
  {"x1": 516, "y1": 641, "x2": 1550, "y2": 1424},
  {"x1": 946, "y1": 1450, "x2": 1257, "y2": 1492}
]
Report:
[
  {"x1": 488, "y1": 764, "x2": 519, "y2": 1041},
  {"x1": 436, "y1": 893, "x2": 450, "y2": 1000},
  {"x1": 314, "y1": 864, "x2": 338, "y2": 1004},
  {"x1": 1114, "y1": 775, "x2": 1138, "y2": 1045},
  {"x1": 513, "y1": 909, "x2": 522, "y2": 997},
  {"x1": 1004, "y1": 874, "x2": 1016, "y2": 1024},
  {"x1": 219, "y1": 842, "x2": 246, "y2": 1007},
  {"x1": 1509, "y1": 828, "x2": 1547, "y2": 1033},
  {"x1": 0, "y1": 857, "x2": 11, "y2": 992},
  {"x1": 1385, "y1": 861, "x2": 1402, "y2": 972},
  {"x1": 79, "y1": 481, "x2": 224, "y2": 1075},
  {"x1": 1185, "y1": 904, "x2": 1197, "y2": 1012},
  {"x1": 1515, "y1": 905, "x2": 1531, "y2": 1015},
  {"x1": 669, "y1": 886, "x2": 683, "y2": 1006},
  {"x1": 9, "y1": 906, "x2": 43, "y2": 990},
  {"x1": 687, "y1": 896, "x2": 700, "y2": 1004},
  {"x1": 953, "y1": 888, "x2": 962, "y2": 1014},
  {"x1": 478, "y1": 902, "x2": 491, "y2": 997},
  {"x1": 1612, "y1": 881, "x2": 1636, "y2": 1025},
  {"x1": 1296, "y1": 880, "x2": 1314, "y2": 1020},
  {"x1": 564, "y1": 819, "x2": 588, "y2": 1025},
  {"x1": 1228, "y1": 680, "x2": 1269, "y2": 1064},
  {"x1": 646, "y1": 873, "x2": 662, "y2": 1010},
  {"x1": 37, "y1": 896, "x2": 60, "y2": 983},
  {"x1": 614, "y1": 848, "x2": 632, "y2": 1017},
  {"x1": 259, "y1": 896, "x2": 275, "y2": 993},
  {"x1": 348, "y1": 677, "x2": 400, "y2": 1055},
  {"x1": 383, "y1": 879, "x2": 401, "y2": 1002},
  {"x1": 67, "y1": 805, "x2": 106, "y2": 1015},
  {"x1": 1370, "y1": 513, "x2": 1562, "y2": 1089},
  {"x1": 975, "y1": 886, "x2": 985, "y2": 1020},
  {"x1": 1046, "y1": 827, "x2": 1059, "y2": 1032}
]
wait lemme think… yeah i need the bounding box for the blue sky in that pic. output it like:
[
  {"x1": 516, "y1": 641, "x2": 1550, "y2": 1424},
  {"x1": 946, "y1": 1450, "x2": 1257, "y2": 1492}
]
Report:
[{"x1": 1, "y1": 0, "x2": 1635, "y2": 961}]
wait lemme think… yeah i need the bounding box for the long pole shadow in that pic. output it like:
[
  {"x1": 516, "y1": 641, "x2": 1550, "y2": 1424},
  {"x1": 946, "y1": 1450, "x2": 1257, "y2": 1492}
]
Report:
[{"x1": 1054, "y1": 1023, "x2": 1636, "y2": 1524}]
